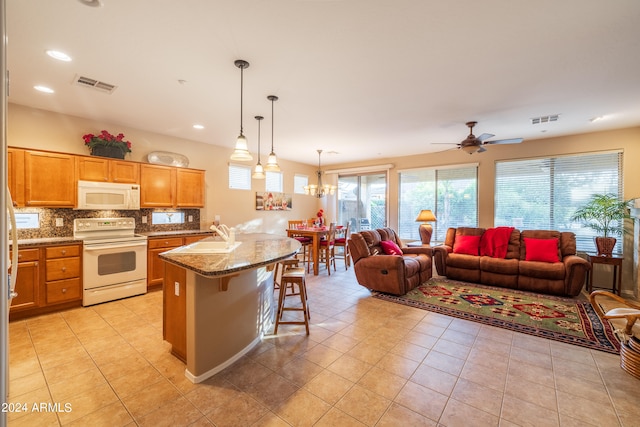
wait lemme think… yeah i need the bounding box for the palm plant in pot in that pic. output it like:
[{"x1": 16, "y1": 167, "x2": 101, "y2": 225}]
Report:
[{"x1": 570, "y1": 193, "x2": 634, "y2": 256}]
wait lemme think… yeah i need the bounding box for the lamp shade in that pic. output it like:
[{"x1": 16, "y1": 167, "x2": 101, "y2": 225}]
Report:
[{"x1": 415, "y1": 209, "x2": 437, "y2": 222}]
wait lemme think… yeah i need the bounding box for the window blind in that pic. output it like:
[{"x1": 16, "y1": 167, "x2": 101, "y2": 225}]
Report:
[
  {"x1": 495, "y1": 151, "x2": 623, "y2": 254},
  {"x1": 228, "y1": 164, "x2": 252, "y2": 190},
  {"x1": 265, "y1": 171, "x2": 283, "y2": 192}
]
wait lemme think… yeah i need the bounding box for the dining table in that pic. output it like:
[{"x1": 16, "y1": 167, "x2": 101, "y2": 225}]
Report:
[{"x1": 286, "y1": 226, "x2": 328, "y2": 275}]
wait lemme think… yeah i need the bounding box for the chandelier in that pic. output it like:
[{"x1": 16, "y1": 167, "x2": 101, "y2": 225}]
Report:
[{"x1": 304, "y1": 149, "x2": 336, "y2": 198}]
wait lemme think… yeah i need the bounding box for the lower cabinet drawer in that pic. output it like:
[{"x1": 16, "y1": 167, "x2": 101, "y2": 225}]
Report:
[
  {"x1": 46, "y1": 278, "x2": 81, "y2": 304},
  {"x1": 46, "y1": 257, "x2": 80, "y2": 281}
]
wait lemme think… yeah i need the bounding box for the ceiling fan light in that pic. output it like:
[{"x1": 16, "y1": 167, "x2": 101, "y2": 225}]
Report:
[{"x1": 461, "y1": 144, "x2": 478, "y2": 154}]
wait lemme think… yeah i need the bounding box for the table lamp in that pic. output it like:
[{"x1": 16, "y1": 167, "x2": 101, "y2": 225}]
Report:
[{"x1": 415, "y1": 209, "x2": 437, "y2": 245}]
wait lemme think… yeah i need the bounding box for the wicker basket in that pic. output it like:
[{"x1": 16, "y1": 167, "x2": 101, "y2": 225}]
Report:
[{"x1": 620, "y1": 336, "x2": 640, "y2": 380}]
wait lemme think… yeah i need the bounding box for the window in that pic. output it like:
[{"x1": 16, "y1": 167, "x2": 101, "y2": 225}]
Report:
[
  {"x1": 265, "y1": 171, "x2": 283, "y2": 192},
  {"x1": 495, "y1": 151, "x2": 622, "y2": 254},
  {"x1": 228, "y1": 164, "x2": 251, "y2": 190},
  {"x1": 151, "y1": 211, "x2": 185, "y2": 225},
  {"x1": 398, "y1": 165, "x2": 478, "y2": 241},
  {"x1": 294, "y1": 174, "x2": 308, "y2": 194}
]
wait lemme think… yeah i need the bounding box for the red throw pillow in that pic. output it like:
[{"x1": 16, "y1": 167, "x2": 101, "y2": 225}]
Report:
[
  {"x1": 453, "y1": 235, "x2": 481, "y2": 256},
  {"x1": 524, "y1": 238, "x2": 559, "y2": 263},
  {"x1": 380, "y1": 240, "x2": 403, "y2": 255}
]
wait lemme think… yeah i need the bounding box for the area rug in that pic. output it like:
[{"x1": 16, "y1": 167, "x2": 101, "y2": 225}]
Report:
[{"x1": 373, "y1": 278, "x2": 620, "y2": 354}]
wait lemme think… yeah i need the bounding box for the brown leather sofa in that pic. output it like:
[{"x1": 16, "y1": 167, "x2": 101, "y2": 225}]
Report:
[
  {"x1": 348, "y1": 227, "x2": 432, "y2": 295},
  {"x1": 433, "y1": 227, "x2": 590, "y2": 297}
]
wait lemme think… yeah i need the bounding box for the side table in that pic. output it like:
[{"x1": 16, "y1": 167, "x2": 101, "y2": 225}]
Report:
[{"x1": 586, "y1": 254, "x2": 623, "y2": 295}]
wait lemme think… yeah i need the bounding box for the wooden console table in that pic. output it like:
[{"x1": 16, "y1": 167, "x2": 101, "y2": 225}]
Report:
[{"x1": 586, "y1": 254, "x2": 623, "y2": 295}]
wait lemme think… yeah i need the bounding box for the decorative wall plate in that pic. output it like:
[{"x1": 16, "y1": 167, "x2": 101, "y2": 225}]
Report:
[{"x1": 147, "y1": 151, "x2": 189, "y2": 167}]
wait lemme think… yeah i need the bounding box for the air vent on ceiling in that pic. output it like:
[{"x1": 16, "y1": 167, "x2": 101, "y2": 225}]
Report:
[
  {"x1": 531, "y1": 114, "x2": 559, "y2": 125},
  {"x1": 73, "y1": 75, "x2": 117, "y2": 94}
]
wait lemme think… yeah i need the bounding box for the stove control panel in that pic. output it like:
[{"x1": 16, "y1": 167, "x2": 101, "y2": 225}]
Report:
[{"x1": 74, "y1": 217, "x2": 136, "y2": 233}]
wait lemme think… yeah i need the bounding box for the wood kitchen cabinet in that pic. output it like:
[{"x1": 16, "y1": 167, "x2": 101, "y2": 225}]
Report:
[
  {"x1": 9, "y1": 243, "x2": 83, "y2": 320},
  {"x1": 147, "y1": 234, "x2": 211, "y2": 290},
  {"x1": 147, "y1": 237, "x2": 184, "y2": 290},
  {"x1": 141, "y1": 164, "x2": 176, "y2": 207},
  {"x1": 163, "y1": 262, "x2": 187, "y2": 362},
  {"x1": 176, "y1": 168, "x2": 205, "y2": 207},
  {"x1": 77, "y1": 156, "x2": 140, "y2": 183},
  {"x1": 24, "y1": 150, "x2": 76, "y2": 207},
  {"x1": 44, "y1": 244, "x2": 82, "y2": 304},
  {"x1": 7, "y1": 147, "x2": 25, "y2": 206},
  {"x1": 9, "y1": 248, "x2": 40, "y2": 313}
]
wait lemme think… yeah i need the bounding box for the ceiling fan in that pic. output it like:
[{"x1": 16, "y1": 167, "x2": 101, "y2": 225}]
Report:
[{"x1": 441, "y1": 121, "x2": 524, "y2": 154}]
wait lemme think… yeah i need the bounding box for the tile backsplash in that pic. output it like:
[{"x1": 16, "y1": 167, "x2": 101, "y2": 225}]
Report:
[{"x1": 14, "y1": 208, "x2": 201, "y2": 239}]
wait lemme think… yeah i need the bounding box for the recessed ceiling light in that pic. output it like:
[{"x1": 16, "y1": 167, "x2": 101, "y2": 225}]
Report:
[
  {"x1": 193, "y1": 124, "x2": 204, "y2": 129},
  {"x1": 34, "y1": 85, "x2": 54, "y2": 94},
  {"x1": 46, "y1": 50, "x2": 72, "y2": 62},
  {"x1": 78, "y1": 0, "x2": 102, "y2": 7}
]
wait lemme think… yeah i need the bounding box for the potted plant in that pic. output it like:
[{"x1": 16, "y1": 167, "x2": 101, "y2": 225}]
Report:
[
  {"x1": 83, "y1": 130, "x2": 132, "y2": 159},
  {"x1": 570, "y1": 193, "x2": 634, "y2": 256}
]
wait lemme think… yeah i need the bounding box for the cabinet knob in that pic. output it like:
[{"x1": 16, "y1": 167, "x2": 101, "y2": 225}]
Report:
[
  {"x1": 61, "y1": 250, "x2": 67, "y2": 255},
  {"x1": 62, "y1": 288, "x2": 67, "y2": 293},
  {"x1": 61, "y1": 267, "x2": 67, "y2": 272},
  {"x1": 18, "y1": 254, "x2": 22, "y2": 259}
]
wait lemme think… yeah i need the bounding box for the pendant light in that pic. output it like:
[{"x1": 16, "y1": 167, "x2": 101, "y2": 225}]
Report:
[
  {"x1": 264, "y1": 95, "x2": 280, "y2": 171},
  {"x1": 303, "y1": 149, "x2": 336, "y2": 198},
  {"x1": 252, "y1": 116, "x2": 265, "y2": 179},
  {"x1": 230, "y1": 59, "x2": 253, "y2": 161}
]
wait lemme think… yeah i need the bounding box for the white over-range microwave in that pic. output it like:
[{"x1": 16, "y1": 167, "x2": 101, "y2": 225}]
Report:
[{"x1": 76, "y1": 180, "x2": 141, "y2": 210}]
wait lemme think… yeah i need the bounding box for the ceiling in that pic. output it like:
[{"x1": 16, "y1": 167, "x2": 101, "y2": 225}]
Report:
[{"x1": 7, "y1": 0, "x2": 640, "y2": 166}]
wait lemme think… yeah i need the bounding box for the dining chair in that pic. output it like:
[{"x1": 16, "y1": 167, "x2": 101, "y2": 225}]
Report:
[
  {"x1": 334, "y1": 222, "x2": 351, "y2": 270},
  {"x1": 287, "y1": 220, "x2": 312, "y2": 267},
  {"x1": 318, "y1": 222, "x2": 337, "y2": 275}
]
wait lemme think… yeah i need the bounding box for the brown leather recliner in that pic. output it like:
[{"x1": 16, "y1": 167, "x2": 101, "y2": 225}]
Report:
[{"x1": 348, "y1": 227, "x2": 432, "y2": 295}]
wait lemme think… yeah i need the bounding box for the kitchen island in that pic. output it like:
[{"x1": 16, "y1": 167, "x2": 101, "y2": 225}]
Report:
[{"x1": 159, "y1": 233, "x2": 301, "y2": 383}]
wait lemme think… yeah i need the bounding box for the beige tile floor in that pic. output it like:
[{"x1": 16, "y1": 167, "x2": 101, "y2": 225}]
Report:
[{"x1": 7, "y1": 265, "x2": 640, "y2": 426}]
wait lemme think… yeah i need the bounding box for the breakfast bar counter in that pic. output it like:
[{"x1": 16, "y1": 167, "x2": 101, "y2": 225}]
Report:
[{"x1": 159, "y1": 233, "x2": 300, "y2": 383}]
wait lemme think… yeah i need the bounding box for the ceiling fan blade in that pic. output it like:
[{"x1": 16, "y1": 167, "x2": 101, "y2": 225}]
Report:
[
  {"x1": 431, "y1": 142, "x2": 459, "y2": 145},
  {"x1": 484, "y1": 137, "x2": 524, "y2": 145},
  {"x1": 477, "y1": 146, "x2": 487, "y2": 153},
  {"x1": 476, "y1": 133, "x2": 494, "y2": 142}
]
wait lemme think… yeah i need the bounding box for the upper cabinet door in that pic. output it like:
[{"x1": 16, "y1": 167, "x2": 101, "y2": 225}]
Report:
[
  {"x1": 77, "y1": 156, "x2": 110, "y2": 182},
  {"x1": 176, "y1": 169, "x2": 205, "y2": 208},
  {"x1": 110, "y1": 160, "x2": 140, "y2": 183},
  {"x1": 7, "y1": 147, "x2": 25, "y2": 206},
  {"x1": 24, "y1": 150, "x2": 76, "y2": 207},
  {"x1": 140, "y1": 164, "x2": 176, "y2": 207}
]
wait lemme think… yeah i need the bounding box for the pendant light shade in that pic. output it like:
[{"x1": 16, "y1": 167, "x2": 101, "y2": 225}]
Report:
[
  {"x1": 252, "y1": 116, "x2": 265, "y2": 179},
  {"x1": 303, "y1": 149, "x2": 336, "y2": 198},
  {"x1": 264, "y1": 95, "x2": 280, "y2": 172},
  {"x1": 230, "y1": 59, "x2": 253, "y2": 161}
]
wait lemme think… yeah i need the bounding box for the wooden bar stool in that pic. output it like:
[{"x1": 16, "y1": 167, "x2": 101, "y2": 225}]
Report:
[{"x1": 273, "y1": 260, "x2": 310, "y2": 335}]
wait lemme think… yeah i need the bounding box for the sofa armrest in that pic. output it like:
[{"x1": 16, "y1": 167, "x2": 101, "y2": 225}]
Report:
[
  {"x1": 433, "y1": 245, "x2": 452, "y2": 276},
  {"x1": 562, "y1": 255, "x2": 591, "y2": 296},
  {"x1": 352, "y1": 254, "x2": 408, "y2": 295}
]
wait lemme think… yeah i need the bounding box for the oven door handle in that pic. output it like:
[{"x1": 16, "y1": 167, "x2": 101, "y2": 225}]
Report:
[{"x1": 83, "y1": 241, "x2": 148, "y2": 251}]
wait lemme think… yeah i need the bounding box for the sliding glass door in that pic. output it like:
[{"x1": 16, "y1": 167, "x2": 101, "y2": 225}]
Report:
[{"x1": 337, "y1": 173, "x2": 387, "y2": 232}]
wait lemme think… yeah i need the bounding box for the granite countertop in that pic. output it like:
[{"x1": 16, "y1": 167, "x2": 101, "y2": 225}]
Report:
[
  {"x1": 159, "y1": 233, "x2": 301, "y2": 277},
  {"x1": 141, "y1": 229, "x2": 214, "y2": 238},
  {"x1": 16, "y1": 237, "x2": 82, "y2": 247}
]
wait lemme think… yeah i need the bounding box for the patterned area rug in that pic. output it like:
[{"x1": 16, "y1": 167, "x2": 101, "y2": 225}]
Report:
[{"x1": 372, "y1": 278, "x2": 620, "y2": 354}]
